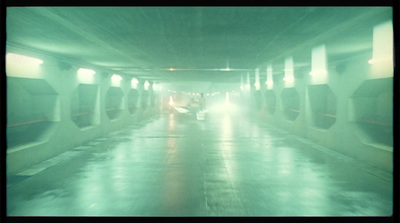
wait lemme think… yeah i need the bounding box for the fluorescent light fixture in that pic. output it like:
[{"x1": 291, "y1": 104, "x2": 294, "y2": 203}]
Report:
[
  {"x1": 111, "y1": 74, "x2": 122, "y2": 81},
  {"x1": 77, "y1": 68, "x2": 96, "y2": 83},
  {"x1": 169, "y1": 96, "x2": 174, "y2": 106},
  {"x1": 6, "y1": 53, "x2": 44, "y2": 78},
  {"x1": 78, "y1": 68, "x2": 95, "y2": 76},
  {"x1": 144, "y1": 81, "x2": 150, "y2": 90},
  {"x1": 131, "y1": 78, "x2": 139, "y2": 88},
  {"x1": 310, "y1": 45, "x2": 328, "y2": 84},
  {"x1": 111, "y1": 74, "x2": 122, "y2": 87},
  {"x1": 284, "y1": 57, "x2": 295, "y2": 87},
  {"x1": 368, "y1": 57, "x2": 392, "y2": 64},
  {"x1": 283, "y1": 76, "x2": 295, "y2": 82},
  {"x1": 369, "y1": 21, "x2": 393, "y2": 77},
  {"x1": 309, "y1": 69, "x2": 327, "y2": 76},
  {"x1": 371, "y1": 21, "x2": 393, "y2": 64},
  {"x1": 6, "y1": 53, "x2": 43, "y2": 65}
]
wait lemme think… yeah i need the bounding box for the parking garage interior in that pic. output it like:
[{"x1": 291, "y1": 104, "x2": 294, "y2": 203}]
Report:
[{"x1": 4, "y1": 6, "x2": 397, "y2": 218}]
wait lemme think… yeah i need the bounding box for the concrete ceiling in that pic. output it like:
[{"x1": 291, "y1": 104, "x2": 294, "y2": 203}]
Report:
[{"x1": 6, "y1": 7, "x2": 392, "y2": 83}]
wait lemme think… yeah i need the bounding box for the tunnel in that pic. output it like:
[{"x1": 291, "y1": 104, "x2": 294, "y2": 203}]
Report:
[{"x1": 5, "y1": 6, "x2": 395, "y2": 218}]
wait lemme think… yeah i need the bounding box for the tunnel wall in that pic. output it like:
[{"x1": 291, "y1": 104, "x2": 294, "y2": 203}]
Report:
[
  {"x1": 6, "y1": 49, "x2": 160, "y2": 175},
  {"x1": 257, "y1": 50, "x2": 393, "y2": 173}
]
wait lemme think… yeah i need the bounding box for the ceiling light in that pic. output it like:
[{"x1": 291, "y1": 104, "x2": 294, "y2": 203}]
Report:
[
  {"x1": 111, "y1": 74, "x2": 122, "y2": 87},
  {"x1": 77, "y1": 68, "x2": 96, "y2": 83},
  {"x1": 283, "y1": 76, "x2": 294, "y2": 82},
  {"x1": 131, "y1": 78, "x2": 139, "y2": 89},
  {"x1": 368, "y1": 57, "x2": 392, "y2": 64},
  {"x1": 78, "y1": 68, "x2": 95, "y2": 76},
  {"x1": 131, "y1": 78, "x2": 139, "y2": 85},
  {"x1": 6, "y1": 53, "x2": 43, "y2": 65},
  {"x1": 309, "y1": 69, "x2": 327, "y2": 76},
  {"x1": 111, "y1": 74, "x2": 122, "y2": 81},
  {"x1": 144, "y1": 81, "x2": 150, "y2": 90}
]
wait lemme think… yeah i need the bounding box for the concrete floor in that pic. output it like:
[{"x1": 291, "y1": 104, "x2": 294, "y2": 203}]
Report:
[{"x1": 6, "y1": 111, "x2": 393, "y2": 216}]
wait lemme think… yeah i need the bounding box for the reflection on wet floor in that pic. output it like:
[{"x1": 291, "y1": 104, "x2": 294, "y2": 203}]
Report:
[{"x1": 6, "y1": 112, "x2": 393, "y2": 216}]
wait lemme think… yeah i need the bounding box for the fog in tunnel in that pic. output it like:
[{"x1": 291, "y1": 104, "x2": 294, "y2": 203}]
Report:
[{"x1": 5, "y1": 6, "x2": 395, "y2": 217}]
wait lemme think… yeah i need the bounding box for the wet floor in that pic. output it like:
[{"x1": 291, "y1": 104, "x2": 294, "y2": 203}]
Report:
[{"x1": 6, "y1": 111, "x2": 393, "y2": 216}]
